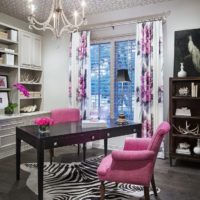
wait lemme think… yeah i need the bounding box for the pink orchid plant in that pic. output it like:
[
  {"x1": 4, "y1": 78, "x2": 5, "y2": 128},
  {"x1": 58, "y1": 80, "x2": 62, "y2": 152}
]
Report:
[
  {"x1": 13, "y1": 83, "x2": 30, "y2": 97},
  {"x1": 4, "y1": 83, "x2": 30, "y2": 114}
]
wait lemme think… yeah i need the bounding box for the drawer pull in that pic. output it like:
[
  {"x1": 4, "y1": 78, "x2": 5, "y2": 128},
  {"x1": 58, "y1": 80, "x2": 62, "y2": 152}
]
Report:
[
  {"x1": 54, "y1": 142, "x2": 58, "y2": 146},
  {"x1": 107, "y1": 133, "x2": 110, "y2": 137},
  {"x1": 92, "y1": 136, "x2": 95, "y2": 140}
]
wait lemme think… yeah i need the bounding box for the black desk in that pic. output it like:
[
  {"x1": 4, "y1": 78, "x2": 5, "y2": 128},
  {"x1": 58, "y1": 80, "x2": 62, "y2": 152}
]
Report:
[{"x1": 16, "y1": 120, "x2": 141, "y2": 200}]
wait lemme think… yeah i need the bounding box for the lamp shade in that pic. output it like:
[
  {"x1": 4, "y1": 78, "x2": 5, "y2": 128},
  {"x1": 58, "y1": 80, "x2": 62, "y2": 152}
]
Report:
[{"x1": 117, "y1": 69, "x2": 131, "y2": 82}]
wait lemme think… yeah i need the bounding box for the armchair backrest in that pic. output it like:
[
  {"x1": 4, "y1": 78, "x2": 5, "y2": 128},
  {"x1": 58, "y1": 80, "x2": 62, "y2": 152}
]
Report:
[
  {"x1": 147, "y1": 121, "x2": 170, "y2": 153},
  {"x1": 51, "y1": 108, "x2": 81, "y2": 124}
]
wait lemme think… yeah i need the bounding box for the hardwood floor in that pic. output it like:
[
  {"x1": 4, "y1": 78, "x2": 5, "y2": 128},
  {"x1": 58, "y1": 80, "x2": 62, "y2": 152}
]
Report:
[{"x1": 0, "y1": 146, "x2": 200, "y2": 200}]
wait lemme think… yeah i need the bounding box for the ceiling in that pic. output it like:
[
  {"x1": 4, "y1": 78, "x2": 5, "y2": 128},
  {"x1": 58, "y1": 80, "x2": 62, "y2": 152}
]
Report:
[{"x1": 0, "y1": 0, "x2": 172, "y2": 23}]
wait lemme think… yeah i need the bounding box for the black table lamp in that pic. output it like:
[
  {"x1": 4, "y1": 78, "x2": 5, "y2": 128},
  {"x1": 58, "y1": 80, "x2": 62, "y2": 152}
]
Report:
[{"x1": 116, "y1": 69, "x2": 131, "y2": 124}]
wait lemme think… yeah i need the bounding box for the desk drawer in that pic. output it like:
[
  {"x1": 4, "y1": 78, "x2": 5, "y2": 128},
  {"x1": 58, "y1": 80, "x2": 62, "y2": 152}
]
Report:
[
  {"x1": 108, "y1": 125, "x2": 141, "y2": 138},
  {"x1": 44, "y1": 131, "x2": 107, "y2": 149},
  {"x1": 44, "y1": 134, "x2": 85, "y2": 149}
]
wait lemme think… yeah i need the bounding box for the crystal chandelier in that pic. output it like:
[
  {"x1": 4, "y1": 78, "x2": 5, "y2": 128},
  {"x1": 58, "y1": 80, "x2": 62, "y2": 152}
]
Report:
[{"x1": 28, "y1": 0, "x2": 87, "y2": 38}]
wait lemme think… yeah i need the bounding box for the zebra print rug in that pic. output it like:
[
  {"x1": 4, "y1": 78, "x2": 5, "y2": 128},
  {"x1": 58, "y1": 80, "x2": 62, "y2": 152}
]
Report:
[{"x1": 21, "y1": 156, "x2": 159, "y2": 200}]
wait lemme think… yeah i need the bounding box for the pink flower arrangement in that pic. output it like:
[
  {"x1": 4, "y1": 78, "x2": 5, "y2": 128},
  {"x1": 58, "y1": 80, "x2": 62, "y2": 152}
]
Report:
[
  {"x1": 34, "y1": 117, "x2": 54, "y2": 126},
  {"x1": 13, "y1": 83, "x2": 30, "y2": 97}
]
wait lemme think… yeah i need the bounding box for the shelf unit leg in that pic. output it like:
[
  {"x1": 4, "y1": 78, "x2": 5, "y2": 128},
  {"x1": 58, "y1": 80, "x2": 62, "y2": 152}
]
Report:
[{"x1": 170, "y1": 157, "x2": 173, "y2": 167}]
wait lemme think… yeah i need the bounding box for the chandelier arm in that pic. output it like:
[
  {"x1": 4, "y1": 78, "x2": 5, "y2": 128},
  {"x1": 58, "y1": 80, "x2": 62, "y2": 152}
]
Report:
[
  {"x1": 75, "y1": 18, "x2": 85, "y2": 27},
  {"x1": 30, "y1": 23, "x2": 54, "y2": 32},
  {"x1": 28, "y1": 0, "x2": 55, "y2": 26},
  {"x1": 59, "y1": 27, "x2": 77, "y2": 37},
  {"x1": 58, "y1": 0, "x2": 75, "y2": 27},
  {"x1": 60, "y1": 13, "x2": 72, "y2": 30},
  {"x1": 59, "y1": 15, "x2": 73, "y2": 37},
  {"x1": 61, "y1": 11, "x2": 76, "y2": 27},
  {"x1": 61, "y1": 11, "x2": 84, "y2": 29}
]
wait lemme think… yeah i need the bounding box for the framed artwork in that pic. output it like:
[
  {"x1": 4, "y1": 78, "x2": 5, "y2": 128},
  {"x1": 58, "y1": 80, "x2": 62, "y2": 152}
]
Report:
[
  {"x1": 0, "y1": 92, "x2": 9, "y2": 109},
  {"x1": 0, "y1": 75, "x2": 8, "y2": 89},
  {"x1": 174, "y1": 28, "x2": 200, "y2": 77}
]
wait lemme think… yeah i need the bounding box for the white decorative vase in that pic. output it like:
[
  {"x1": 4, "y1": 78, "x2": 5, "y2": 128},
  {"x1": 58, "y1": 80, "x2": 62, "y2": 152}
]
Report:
[
  {"x1": 193, "y1": 139, "x2": 200, "y2": 155},
  {"x1": 178, "y1": 63, "x2": 187, "y2": 77}
]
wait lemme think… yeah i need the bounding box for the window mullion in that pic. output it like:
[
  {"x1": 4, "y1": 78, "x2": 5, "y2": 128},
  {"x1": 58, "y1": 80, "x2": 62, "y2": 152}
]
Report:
[{"x1": 110, "y1": 40, "x2": 115, "y2": 119}]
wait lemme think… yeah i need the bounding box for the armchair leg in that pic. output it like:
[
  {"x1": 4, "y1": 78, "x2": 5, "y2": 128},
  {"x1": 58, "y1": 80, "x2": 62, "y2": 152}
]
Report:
[
  {"x1": 151, "y1": 174, "x2": 158, "y2": 196},
  {"x1": 144, "y1": 186, "x2": 150, "y2": 200},
  {"x1": 77, "y1": 144, "x2": 80, "y2": 156},
  {"x1": 49, "y1": 148, "x2": 54, "y2": 164},
  {"x1": 100, "y1": 181, "x2": 105, "y2": 200}
]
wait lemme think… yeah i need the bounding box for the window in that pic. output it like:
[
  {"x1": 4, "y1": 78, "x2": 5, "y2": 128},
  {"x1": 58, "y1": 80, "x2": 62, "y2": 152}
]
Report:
[
  {"x1": 90, "y1": 39, "x2": 136, "y2": 120},
  {"x1": 114, "y1": 40, "x2": 136, "y2": 120},
  {"x1": 90, "y1": 43, "x2": 111, "y2": 119}
]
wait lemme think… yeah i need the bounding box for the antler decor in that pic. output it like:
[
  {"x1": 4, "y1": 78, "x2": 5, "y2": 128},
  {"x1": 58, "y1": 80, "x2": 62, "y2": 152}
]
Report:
[{"x1": 173, "y1": 121, "x2": 200, "y2": 135}]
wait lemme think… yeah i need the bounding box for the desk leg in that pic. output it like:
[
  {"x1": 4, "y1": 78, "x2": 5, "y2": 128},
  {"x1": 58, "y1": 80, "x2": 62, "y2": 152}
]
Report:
[
  {"x1": 37, "y1": 143, "x2": 44, "y2": 200},
  {"x1": 16, "y1": 136, "x2": 21, "y2": 180},
  {"x1": 83, "y1": 143, "x2": 86, "y2": 161},
  {"x1": 104, "y1": 138, "x2": 108, "y2": 156}
]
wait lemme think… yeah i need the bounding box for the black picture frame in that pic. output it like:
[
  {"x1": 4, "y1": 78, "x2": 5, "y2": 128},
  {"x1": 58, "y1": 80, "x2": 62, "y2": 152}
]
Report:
[
  {"x1": 0, "y1": 91, "x2": 9, "y2": 109},
  {"x1": 174, "y1": 28, "x2": 200, "y2": 77},
  {"x1": 0, "y1": 75, "x2": 8, "y2": 89}
]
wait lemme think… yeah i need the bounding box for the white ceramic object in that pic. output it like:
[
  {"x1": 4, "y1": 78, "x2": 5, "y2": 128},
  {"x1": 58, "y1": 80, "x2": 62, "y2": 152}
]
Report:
[
  {"x1": 178, "y1": 63, "x2": 187, "y2": 77},
  {"x1": 193, "y1": 139, "x2": 200, "y2": 155}
]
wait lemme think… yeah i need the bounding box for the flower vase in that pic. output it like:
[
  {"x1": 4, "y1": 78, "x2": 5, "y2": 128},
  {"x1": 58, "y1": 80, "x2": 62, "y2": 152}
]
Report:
[
  {"x1": 178, "y1": 63, "x2": 187, "y2": 77},
  {"x1": 38, "y1": 125, "x2": 49, "y2": 134},
  {"x1": 193, "y1": 139, "x2": 200, "y2": 155}
]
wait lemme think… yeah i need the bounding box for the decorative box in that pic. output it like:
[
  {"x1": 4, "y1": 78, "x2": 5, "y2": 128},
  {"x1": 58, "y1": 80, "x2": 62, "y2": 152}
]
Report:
[
  {"x1": 82, "y1": 120, "x2": 107, "y2": 128},
  {"x1": 8, "y1": 30, "x2": 18, "y2": 42},
  {"x1": 2, "y1": 54, "x2": 14, "y2": 66}
]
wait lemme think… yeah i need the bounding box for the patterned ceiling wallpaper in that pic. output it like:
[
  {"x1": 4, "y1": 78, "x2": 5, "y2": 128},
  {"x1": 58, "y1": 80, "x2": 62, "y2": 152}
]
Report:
[{"x1": 0, "y1": 0, "x2": 172, "y2": 23}]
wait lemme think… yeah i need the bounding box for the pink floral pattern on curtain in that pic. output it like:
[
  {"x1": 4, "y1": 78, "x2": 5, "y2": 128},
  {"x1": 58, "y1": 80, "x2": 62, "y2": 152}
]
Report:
[
  {"x1": 68, "y1": 31, "x2": 91, "y2": 119},
  {"x1": 134, "y1": 20, "x2": 164, "y2": 157}
]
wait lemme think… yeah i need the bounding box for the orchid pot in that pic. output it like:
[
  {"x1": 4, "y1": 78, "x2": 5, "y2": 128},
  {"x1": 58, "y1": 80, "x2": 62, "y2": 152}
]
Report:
[{"x1": 38, "y1": 125, "x2": 50, "y2": 134}]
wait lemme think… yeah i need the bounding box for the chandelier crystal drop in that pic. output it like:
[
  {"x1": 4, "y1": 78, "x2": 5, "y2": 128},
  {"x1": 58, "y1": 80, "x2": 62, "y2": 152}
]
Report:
[{"x1": 28, "y1": 0, "x2": 87, "y2": 38}]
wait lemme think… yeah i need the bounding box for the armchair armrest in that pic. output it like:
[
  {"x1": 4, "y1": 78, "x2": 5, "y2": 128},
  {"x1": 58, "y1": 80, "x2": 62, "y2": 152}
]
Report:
[
  {"x1": 112, "y1": 150, "x2": 155, "y2": 161},
  {"x1": 124, "y1": 138, "x2": 151, "y2": 151}
]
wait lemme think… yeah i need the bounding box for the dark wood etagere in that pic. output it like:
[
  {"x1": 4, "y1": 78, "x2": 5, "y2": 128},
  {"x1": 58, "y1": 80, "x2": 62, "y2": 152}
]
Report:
[{"x1": 169, "y1": 77, "x2": 200, "y2": 166}]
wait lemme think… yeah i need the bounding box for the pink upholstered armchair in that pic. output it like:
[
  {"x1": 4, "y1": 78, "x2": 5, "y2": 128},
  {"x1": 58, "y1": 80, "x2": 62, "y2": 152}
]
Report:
[
  {"x1": 51, "y1": 108, "x2": 81, "y2": 124},
  {"x1": 49, "y1": 108, "x2": 81, "y2": 162},
  {"x1": 97, "y1": 121, "x2": 170, "y2": 200}
]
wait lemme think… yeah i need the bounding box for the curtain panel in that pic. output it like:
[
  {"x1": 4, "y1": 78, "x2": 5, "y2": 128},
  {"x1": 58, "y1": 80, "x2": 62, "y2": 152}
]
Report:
[
  {"x1": 134, "y1": 20, "x2": 164, "y2": 158},
  {"x1": 68, "y1": 31, "x2": 91, "y2": 119}
]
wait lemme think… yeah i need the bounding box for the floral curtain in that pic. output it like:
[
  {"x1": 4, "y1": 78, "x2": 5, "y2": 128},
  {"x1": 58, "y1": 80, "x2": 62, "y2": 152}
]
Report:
[
  {"x1": 134, "y1": 20, "x2": 164, "y2": 158},
  {"x1": 68, "y1": 31, "x2": 91, "y2": 119}
]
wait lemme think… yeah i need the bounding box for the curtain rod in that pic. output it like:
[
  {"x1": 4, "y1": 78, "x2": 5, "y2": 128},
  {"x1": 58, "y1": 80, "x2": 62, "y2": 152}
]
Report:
[{"x1": 81, "y1": 11, "x2": 171, "y2": 32}]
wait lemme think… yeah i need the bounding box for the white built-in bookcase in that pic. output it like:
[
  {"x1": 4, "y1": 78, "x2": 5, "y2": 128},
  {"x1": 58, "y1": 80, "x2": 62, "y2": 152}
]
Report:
[{"x1": 0, "y1": 22, "x2": 43, "y2": 114}]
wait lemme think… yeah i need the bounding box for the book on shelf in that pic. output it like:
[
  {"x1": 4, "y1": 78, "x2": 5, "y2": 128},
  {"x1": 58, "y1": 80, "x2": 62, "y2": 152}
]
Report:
[{"x1": 191, "y1": 82, "x2": 198, "y2": 97}]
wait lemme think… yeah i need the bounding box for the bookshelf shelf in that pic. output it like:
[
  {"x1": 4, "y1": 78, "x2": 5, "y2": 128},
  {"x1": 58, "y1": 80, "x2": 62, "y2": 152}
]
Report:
[{"x1": 0, "y1": 38, "x2": 18, "y2": 45}]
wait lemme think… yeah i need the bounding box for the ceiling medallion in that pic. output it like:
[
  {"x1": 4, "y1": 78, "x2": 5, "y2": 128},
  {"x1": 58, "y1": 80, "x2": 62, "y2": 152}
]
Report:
[{"x1": 28, "y1": 0, "x2": 87, "y2": 38}]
